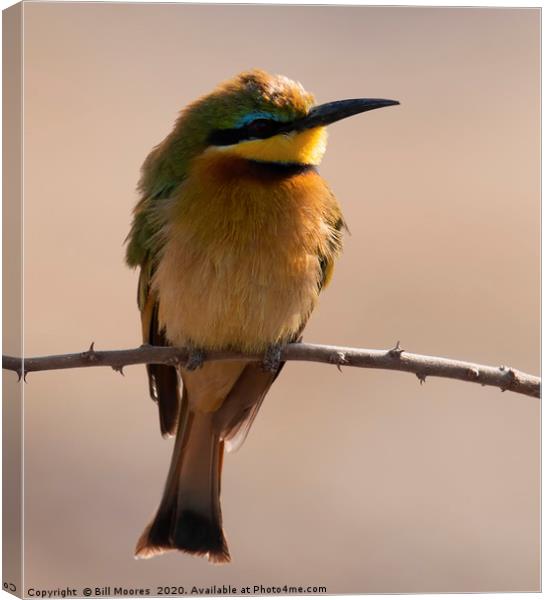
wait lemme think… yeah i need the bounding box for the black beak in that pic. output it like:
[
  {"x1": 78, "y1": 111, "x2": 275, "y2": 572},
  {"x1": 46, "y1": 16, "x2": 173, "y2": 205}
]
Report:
[{"x1": 289, "y1": 98, "x2": 399, "y2": 132}]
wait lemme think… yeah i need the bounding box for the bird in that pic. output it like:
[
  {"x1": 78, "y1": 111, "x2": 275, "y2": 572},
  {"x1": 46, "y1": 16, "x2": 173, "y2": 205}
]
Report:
[{"x1": 125, "y1": 69, "x2": 398, "y2": 564}]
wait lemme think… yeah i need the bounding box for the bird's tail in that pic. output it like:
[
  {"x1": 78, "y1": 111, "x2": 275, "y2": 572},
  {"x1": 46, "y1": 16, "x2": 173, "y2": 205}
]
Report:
[{"x1": 135, "y1": 397, "x2": 230, "y2": 564}]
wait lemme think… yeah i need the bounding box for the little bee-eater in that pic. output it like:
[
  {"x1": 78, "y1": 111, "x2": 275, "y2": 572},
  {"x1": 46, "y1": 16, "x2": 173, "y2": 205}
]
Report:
[{"x1": 125, "y1": 70, "x2": 398, "y2": 563}]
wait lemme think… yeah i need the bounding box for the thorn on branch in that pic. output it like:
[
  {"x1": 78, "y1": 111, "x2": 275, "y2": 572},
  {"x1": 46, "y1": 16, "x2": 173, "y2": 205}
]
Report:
[
  {"x1": 15, "y1": 366, "x2": 28, "y2": 382},
  {"x1": 329, "y1": 351, "x2": 349, "y2": 372},
  {"x1": 388, "y1": 340, "x2": 404, "y2": 358},
  {"x1": 499, "y1": 366, "x2": 517, "y2": 392},
  {"x1": 467, "y1": 367, "x2": 480, "y2": 380},
  {"x1": 112, "y1": 365, "x2": 125, "y2": 376},
  {"x1": 416, "y1": 372, "x2": 427, "y2": 385},
  {"x1": 83, "y1": 341, "x2": 98, "y2": 363}
]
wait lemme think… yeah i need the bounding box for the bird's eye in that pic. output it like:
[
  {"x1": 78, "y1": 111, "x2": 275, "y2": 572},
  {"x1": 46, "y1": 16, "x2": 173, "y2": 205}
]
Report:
[{"x1": 246, "y1": 119, "x2": 277, "y2": 139}]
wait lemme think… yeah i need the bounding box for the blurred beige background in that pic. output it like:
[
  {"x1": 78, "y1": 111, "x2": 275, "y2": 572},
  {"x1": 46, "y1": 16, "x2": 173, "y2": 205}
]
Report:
[{"x1": 17, "y1": 3, "x2": 539, "y2": 594}]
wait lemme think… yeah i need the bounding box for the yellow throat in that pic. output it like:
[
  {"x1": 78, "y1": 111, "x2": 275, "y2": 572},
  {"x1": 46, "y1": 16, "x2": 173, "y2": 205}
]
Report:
[{"x1": 212, "y1": 126, "x2": 328, "y2": 166}]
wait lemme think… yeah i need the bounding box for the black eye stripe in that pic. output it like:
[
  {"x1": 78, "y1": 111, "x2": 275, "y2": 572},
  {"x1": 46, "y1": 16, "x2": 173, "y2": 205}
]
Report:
[
  {"x1": 208, "y1": 118, "x2": 286, "y2": 147},
  {"x1": 208, "y1": 128, "x2": 246, "y2": 146},
  {"x1": 246, "y1": 118, "x2": 277, "y2": 137}
]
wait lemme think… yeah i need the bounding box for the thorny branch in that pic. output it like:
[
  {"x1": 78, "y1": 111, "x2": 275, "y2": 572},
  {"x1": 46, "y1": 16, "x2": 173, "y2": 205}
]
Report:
[{"x1": 2, "y1": 341, "x2": 540, "y2": 398}]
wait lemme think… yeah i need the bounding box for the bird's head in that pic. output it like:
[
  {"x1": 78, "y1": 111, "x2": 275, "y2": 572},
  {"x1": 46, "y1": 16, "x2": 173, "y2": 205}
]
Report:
[
  {"x1": 179, "y1": 69, "x2": 398, "y2": 167},
  {"x1": 193, "y1": 70, "x2": 325, "y2": 166},
  {"x1": 140, "y1": 70, "x2": 398, "y2": 196}
]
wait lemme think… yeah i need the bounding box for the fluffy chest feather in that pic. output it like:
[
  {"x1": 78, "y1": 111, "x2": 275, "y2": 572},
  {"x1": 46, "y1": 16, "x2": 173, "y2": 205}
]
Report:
[{"x1": 153, "y1": 154, "x2": 342, "y2": 351}]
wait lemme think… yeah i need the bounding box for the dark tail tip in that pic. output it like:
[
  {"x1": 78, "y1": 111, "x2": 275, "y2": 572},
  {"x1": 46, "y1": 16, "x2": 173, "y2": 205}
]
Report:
[
  {"x1": 173, "y1": 510, "x2": 231, "y2": 564},
  {"x1": 135, "y1": 511, "x2": 230, "y2": 564}
]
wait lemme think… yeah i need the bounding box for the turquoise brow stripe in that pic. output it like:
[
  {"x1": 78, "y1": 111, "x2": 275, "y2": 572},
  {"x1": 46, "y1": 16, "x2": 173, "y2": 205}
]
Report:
[{"x1": 235, "y1": 112, "x2": 279, "y2": 127}]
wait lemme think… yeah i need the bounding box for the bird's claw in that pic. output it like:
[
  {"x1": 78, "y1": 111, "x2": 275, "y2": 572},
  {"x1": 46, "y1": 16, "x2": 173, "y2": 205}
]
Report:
[
  {"x1": 185, "y1": 349, "x2": 205, "y2": 371},
  {"x1": 262, "y1": 344, "x2": 283, "y2": 373}
]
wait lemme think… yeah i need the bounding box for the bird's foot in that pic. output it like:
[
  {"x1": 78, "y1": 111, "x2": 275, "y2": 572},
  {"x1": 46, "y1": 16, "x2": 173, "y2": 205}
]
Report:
[
  {"x1": 185, "y1": 348, "x2": 206, "y2": 371},
  {"x1": 262, "y1": 344, "x2": 283, "y2": 373}
]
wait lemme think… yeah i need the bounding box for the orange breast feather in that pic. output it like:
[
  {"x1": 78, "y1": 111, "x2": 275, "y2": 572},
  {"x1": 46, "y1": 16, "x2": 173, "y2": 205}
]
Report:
[{"x1": 152, "y1": 154, "x2": 342, "y2": 351}]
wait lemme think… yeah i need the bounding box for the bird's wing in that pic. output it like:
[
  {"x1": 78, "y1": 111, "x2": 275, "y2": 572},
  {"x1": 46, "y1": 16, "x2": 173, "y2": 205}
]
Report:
[
  {"x1": 126, "y1": 178, "x2": 182, "y2": 438},
  {"x1": 138, "y1": 262, "x2": 181, "y2": 438},
  {"x1": 318, "y1": 214, "x2": 347, "y2": 291},
  {"x1": 218, "y1": 354, "x2": 290, "y2": 453}
]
